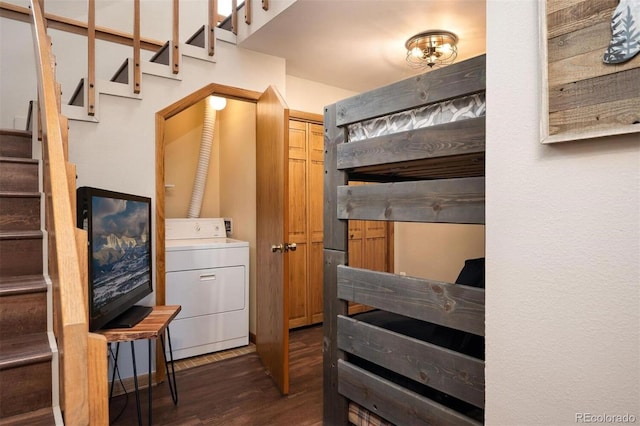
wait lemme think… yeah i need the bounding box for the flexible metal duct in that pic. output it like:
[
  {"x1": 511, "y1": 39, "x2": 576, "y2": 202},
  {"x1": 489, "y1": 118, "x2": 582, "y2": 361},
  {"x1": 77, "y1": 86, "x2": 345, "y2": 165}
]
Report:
[{"x1": 187, "y1": 101, "x2": 216, "y2": 218}]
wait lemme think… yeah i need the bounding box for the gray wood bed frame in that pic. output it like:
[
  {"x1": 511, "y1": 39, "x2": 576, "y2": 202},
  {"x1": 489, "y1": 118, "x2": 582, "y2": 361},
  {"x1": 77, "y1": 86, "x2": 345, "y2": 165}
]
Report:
[{"x1": 323, "y1": 54, "x2": 486, "y2": 426}]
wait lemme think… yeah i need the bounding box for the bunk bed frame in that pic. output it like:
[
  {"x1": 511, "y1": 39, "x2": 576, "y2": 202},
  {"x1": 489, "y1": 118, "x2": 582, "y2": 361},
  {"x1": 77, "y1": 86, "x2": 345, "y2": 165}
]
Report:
[{"x1": 323, "y1": 54, "x2": 486, "y2": 425}]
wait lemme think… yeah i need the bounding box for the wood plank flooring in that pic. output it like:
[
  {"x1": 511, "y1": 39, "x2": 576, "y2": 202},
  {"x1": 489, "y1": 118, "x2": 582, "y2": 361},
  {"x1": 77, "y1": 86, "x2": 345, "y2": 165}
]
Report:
[{"x1": 109, "y1": 325, "x2": 323, "y2": 425}]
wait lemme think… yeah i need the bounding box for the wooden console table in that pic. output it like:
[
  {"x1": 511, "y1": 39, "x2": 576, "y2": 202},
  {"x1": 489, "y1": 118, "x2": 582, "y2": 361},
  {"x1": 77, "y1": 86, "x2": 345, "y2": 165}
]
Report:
[{"x1": 97, "y1": 305, "x2": 181, "y2": 425}]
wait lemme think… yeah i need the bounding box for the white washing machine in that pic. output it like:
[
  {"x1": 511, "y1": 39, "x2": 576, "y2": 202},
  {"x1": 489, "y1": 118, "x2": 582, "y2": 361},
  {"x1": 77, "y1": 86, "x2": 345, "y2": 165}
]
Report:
[{"x1": 165, "y1": 218, "x2": 249, "y2": 360}]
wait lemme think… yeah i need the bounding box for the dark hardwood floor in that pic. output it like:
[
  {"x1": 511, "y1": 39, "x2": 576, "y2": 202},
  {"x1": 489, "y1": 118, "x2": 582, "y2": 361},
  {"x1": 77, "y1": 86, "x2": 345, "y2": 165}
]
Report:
[{"x1": 109, "y1": 325, "x2": 323, "y2": 425}]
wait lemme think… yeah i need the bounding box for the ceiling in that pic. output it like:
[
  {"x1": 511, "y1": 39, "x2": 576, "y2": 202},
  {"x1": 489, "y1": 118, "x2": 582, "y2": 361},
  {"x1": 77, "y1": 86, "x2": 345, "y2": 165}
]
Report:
[{"x1": 239, "y1": 0, "x2": 487, "y2": 93}]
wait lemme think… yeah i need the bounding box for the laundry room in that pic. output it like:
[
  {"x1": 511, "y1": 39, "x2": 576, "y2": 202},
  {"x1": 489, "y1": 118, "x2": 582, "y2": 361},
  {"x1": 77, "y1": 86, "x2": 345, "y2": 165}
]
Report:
[{"x1": 163, "y1": 95, "x2": 257, "y2": 352}]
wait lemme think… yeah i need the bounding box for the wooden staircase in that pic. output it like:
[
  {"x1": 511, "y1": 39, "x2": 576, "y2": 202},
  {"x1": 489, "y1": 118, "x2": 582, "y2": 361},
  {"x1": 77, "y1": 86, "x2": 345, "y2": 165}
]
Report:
[{"x1": 0, "y1": 130, "x2": 56, "y2": 424}]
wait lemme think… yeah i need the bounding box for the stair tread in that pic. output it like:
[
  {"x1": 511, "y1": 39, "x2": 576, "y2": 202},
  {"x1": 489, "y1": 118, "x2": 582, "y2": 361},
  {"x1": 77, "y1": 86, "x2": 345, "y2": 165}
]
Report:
[
  {"x1": 0, "y1": 230, "x2": 42, "y2": 239},
  {"x1": 0, "y1": 157, "x2": 38, "y2": 165},
  {"x1": 0, "y1": 332, "x2": 51, "y2": 370},
  {"x1": 0, "y1": 407, "x2": 55, "y2": 425},
  {"x1": 0, "y1": 275, "x2": 47, "y2": 296},
  {"x1": 0, "y1": 191, "x2": 40, "y2": 198},
  {"x1": 0, "y1": 129, "x2": 31, "y2": 138}
]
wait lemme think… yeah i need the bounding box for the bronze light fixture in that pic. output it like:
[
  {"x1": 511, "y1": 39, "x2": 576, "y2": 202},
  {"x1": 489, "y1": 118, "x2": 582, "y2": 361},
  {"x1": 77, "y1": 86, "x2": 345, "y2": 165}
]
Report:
[{"x1": 405, "y1": 30, "x2": 459, "y2": 69}]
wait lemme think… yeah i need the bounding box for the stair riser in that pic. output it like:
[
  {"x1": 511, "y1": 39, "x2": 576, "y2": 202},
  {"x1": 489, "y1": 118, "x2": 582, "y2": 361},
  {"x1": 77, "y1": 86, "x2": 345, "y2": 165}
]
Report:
[
  {"x1": 0, "y1": 238, "x2": 43, "y2": 277},
  {"x1": 0, "y1": 292, "x2": 47, "y2": 340},
  {"x1": 0, "y1": 162, "x2": 38, "y2": 192},
  {"x1": 0, "y1": 360, "x2": 52, "y2": 418},
  {"x1": 0, "y1": 134, "x2": 32, "y2": 159},
  {"x1": 0, "y1": 196, "x2": 40, "y2": 231}
]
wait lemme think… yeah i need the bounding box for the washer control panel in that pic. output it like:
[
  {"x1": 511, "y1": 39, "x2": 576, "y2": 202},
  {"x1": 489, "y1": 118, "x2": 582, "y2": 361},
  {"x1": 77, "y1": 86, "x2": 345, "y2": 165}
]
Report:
[{"x1": 165, "y1": 218, "x2": 227, "y2": 240}]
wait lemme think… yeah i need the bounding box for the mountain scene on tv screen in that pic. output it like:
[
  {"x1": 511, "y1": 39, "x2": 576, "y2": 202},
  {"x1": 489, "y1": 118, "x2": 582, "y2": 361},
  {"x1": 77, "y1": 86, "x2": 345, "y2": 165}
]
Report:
[{"x1": 92, "y1": 197, "x2": 150, "y2": 309}]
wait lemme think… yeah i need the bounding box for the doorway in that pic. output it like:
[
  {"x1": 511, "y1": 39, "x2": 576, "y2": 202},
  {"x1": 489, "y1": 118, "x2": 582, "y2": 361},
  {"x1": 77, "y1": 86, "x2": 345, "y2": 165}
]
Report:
[
  {"x1": 155, "y1": 83, "x2": 261, "y2": 384},
  {"x1": 156, "y1": 83, "x2": 295, "y2": 395}
]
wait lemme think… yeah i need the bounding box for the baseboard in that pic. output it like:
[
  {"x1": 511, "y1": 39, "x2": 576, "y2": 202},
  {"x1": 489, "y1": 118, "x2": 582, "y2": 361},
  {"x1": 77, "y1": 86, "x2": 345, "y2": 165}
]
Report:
[{"x1": 249, "y1": 332, "x2": 256, "y2": 344}]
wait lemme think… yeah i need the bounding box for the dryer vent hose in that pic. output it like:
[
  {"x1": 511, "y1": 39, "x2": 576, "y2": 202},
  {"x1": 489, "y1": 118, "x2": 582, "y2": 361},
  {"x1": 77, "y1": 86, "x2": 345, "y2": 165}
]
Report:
[{"x1": 187, "y1": 102, "x2": 216, "y2": 218}]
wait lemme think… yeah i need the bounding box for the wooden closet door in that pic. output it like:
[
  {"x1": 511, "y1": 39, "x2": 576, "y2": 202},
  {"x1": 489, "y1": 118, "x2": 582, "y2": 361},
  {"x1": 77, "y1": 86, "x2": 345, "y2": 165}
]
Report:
[
  {"x1": 308, "y1": 123, "x2": 324, "y2": 324},
  {"x1": 288, "y1": 120, "x2": 309, "y2": 329},
  {"x1": 363, "y1": 221, "x2": 389, "y2": 272},
  {"x1": 287, "y1": 120, "x2": 324, "y2": 328},
  {"x1": 347, "y1": 184, "x2": 394, "y2": 315}
]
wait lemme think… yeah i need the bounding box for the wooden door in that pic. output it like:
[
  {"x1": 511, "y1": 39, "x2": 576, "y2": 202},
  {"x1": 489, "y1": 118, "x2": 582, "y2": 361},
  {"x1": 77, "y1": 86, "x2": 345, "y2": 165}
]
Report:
[
  {"x1": 347, "y1": 184, "x2": 394, "y2": 314},
  {"x1": 307, "y1": 122, "x2": 324, "y2": 324},
  {"x1": 287, "y1": 120, "x2": 309, "y2": 329},
  {"x1": 256, "y1": 85, "x2": 290, "y2": 395},
  {"x1": 287, "y1": 120, "x2": 324, "y2": 329}
]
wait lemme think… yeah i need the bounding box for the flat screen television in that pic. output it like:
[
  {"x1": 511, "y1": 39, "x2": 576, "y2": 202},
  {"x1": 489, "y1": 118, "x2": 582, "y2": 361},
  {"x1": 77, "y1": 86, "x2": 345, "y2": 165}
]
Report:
[{"x1": 77, "y1": 186, "x2": 153, "y2": 331}]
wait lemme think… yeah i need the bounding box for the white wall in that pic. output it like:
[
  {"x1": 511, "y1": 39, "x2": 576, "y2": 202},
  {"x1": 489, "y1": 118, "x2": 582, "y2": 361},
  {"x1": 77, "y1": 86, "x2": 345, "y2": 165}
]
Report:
[
  {"x1": 394, "y1": 223, "x2": 485, "y2": 283},
  {"x1": 0, "y1": 17, "x2": 37, "y2": 128},
  {"x1": 218, "y1": 99, "x2": 258, "y2": 334},
  {"x1": 164, "y1": 99, "x2": 222, "y2": 218},
  {"x1": 286, "y1": 74, "x2": 357, "y2": 114},
  {"x1": 485, "y1": 1, "x2": 639, "y2": 425}
]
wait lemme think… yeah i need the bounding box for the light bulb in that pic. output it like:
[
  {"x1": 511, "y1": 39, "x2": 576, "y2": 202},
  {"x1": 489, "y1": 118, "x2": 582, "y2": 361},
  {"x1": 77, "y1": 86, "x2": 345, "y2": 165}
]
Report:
[
  {"x1": 208, "y1": 95, "x2": 227, "y2": 110},
  {"x1": 410, "y1": 46, "x2": 423, "y2": 58},
  {"x1": 438, "y1": 43, "x2": 452, "y2": 54}
]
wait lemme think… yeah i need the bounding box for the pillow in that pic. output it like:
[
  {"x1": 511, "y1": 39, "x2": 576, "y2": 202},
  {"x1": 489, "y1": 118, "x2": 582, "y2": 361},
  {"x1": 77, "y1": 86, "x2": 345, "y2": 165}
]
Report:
[{"x1": 455, "y1": 258, "x2": 485, "y2": 288}]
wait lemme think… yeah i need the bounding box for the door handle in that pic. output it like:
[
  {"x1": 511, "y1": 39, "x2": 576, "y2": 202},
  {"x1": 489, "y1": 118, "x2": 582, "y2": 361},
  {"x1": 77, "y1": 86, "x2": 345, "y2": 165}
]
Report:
[{"x1": 272, "y1": 243, "x2": 297, "y2": 252}]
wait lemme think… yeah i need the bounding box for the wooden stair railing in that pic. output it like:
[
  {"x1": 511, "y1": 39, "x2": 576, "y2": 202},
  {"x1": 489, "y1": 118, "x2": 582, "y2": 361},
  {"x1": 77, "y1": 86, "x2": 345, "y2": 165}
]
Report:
[
  {"x1": 87, "y1": 0, "x2": 95, "y2": 116},
  {"x1": 29, "y1": 0, "x2": 108, "y2": 424},
  {"x1": 0, "y1": 2, "x2": 164, "y2": 51},
  {"x1": 2, "y1": 0, "x2": 269, "y2": 116}
]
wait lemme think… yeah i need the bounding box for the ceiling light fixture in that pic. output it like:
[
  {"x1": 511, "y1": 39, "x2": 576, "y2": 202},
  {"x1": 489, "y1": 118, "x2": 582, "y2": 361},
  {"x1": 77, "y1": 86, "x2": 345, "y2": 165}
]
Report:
[{"x1": 405, "y1": 30, "x2": 459, "y2": 69}]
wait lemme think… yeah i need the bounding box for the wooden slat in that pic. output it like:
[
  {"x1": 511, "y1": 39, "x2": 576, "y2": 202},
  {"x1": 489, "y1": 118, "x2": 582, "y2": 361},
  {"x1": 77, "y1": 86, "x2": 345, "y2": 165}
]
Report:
[
  {"x1": 337, "y1": 177, "x2": 485, "y2": 224},
  {"x1": 349, "y1": 153, "x2": 484, "y2": 181},
  {"x1": 172, "y1": 0, "x2": 179, "y2": 74},
  {"x1": 323, "y1": 103, "x2": 348, "y2": 251},
  {"x1": 0, "y1": 2, "x2": 164, "y2": 51},
  {"x1": 549, "y1": 96, "x2": 640, "y2": 136},
  {"x1": 231, "y1": 0, "x2": 238, "y2": 35},
  {"x1": 547, "y1": 20, "x2": 609, "y2": 63},
  {"x1": 75, "y1": 228, "x2": 88, "y2": 317},
  {"x1": 244, "y1": 0, "x2": 251, "y2": 25},
  {"x1": 546, "y1": 0, "x2": 616, "y2": 39},
  {"x1": 338, "y1": 360, "x2": 482, "y2": 426},
  {"x1": 549, "y1": 68, "x2": 640, "y2": 113},
  {"x1": 208, "y1": 0, "x2": 216, "y2": 56},
  {"x1": 324, "y1": 101, "x2": 348, "y2": 425},
  {"x1": 338, "y1": 266, "x2": 484, "y2": 336},
  {"x1": 335, "y1": 55, "x2": 485, "y2": 126},
  {"x1": 548, "y1": 46, "x2": 639, "y2": 88},
  {"x1": 66, "y1": 163, "x2": 76, "y2": 209},
  {"x1": 338, "y1": 117, "x2": 485, "y2": 170},
  {"x1": 547, "y1": 0, "x2": 582, "y2": 14},
  {"x1": 87, "y1": 0, "x2": 95, "y2": 116},
  {"x1": 60, "y1": 115, "x2": 68, "y2": 160},
  {"x1": 87, "y1": 333, "x2": 108, "y2": 425},
  {"x1": 323, "y1": 249, "x2": 349, "y2": 426},
  {"x1": 337, "y1": 316, "x2": 484, "y2": 408},
  {"x1": 133, "y1": 0, "x2": 141, "y2": 94}
]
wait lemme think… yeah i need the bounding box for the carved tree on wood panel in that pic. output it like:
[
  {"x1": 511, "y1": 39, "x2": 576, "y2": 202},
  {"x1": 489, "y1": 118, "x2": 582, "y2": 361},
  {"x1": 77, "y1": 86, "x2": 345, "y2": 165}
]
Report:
[{"x1": 603, "y1": 0, "x2": 640, "y2": 64}]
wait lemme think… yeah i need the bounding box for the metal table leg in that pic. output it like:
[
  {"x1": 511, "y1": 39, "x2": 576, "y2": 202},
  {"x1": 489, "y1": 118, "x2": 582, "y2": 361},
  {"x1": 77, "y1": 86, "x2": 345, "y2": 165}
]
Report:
[
  {"x1": 148, "y1": 339, "x2": 152, "y2": 426},
  {"x1": 130, "y1": 342, "x2": 142, "y2": 426},
  {"x1": 160, "y1": 327, "x2": 178, "y2": 404}
]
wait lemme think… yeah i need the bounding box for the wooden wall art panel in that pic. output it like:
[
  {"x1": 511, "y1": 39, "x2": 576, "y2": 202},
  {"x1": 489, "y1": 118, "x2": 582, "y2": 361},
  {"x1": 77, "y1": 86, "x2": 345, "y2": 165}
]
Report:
[{"x1": 540, "y1": 0, "x2": 640, "y2": 143}]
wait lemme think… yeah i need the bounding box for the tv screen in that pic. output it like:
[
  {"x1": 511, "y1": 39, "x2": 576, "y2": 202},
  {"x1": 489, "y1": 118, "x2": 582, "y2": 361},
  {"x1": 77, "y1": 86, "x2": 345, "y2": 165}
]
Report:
[{"x1": 77, "y1": 187, "x2": 153, "y2": 331}]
